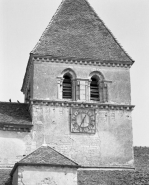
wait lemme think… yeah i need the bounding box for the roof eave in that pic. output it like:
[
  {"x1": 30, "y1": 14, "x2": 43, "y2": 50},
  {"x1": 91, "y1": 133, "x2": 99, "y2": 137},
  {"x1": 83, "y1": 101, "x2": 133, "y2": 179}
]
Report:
[{"x1": 0, "y1": 122, "x2": 33, "y2": 127}]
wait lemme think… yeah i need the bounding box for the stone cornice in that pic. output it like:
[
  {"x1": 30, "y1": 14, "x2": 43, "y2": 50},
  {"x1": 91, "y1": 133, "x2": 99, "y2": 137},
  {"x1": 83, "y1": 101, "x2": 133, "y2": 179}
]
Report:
[
  {"x1": 21, "y1": 54, "x2": 132, "y2": 95},
  {"x1": 0, "y1": 123, "x2": 32, "y2": 132},
  {"x1": 32, "y1": 55, "x2": 132, "y2": 69},
  {"x1": 30, "y1": 99, "x2": 135, "y2": 111}
]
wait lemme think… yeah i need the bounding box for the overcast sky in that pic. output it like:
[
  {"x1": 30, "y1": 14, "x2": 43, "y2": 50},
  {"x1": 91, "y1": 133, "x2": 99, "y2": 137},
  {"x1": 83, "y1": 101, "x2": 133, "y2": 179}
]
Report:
[{"x1": 0, "y1": 0, "x2": 149, "y2": 146}]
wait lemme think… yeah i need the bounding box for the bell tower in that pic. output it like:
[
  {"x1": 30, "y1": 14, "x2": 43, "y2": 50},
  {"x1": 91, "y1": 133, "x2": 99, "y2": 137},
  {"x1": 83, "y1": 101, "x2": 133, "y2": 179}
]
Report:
[{"x1": 22, "y1": 0, "x2": 134, "y2": 169}]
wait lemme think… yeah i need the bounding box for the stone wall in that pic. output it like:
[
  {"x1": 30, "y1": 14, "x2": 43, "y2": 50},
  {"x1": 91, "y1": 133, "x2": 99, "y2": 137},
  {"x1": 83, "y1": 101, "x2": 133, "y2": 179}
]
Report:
[
  {"x1": 0, "y1": 105, "x2": 133, "y2": 168},
  {"x1": 33, "y1": 61, "x2": 131, "y2": 105},
  {"x1": 32, "y1": 104, "x2": 133, "y2": 167},
  {"x1": 0, "y1": 130, "x2": 33, "y2": 165},
  {"x1": 134, "y1": 147, "x2": 149, "y2": 184},
  {"x1": 13, "y1": 166, "x2": 77, "y2": 185},
  {"x1": 78, "y1": 169, "x2": 134, "y2": 185}
]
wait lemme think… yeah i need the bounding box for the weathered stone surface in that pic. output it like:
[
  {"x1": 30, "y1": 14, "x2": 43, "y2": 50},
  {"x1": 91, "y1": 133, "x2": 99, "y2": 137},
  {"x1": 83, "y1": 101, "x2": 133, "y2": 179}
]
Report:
[
  {"x1": 13, "y1": 166, "x2": 77, "y2": 185},
  {"x1": 0, "y1": 131, "x2": 29, "y2": 165},
  {"x1": 31, "y1": 105, "x2": 133, "y2": 167},
  {"x1": 33, "y1": 62, "x2": 131, "y2": 105}
]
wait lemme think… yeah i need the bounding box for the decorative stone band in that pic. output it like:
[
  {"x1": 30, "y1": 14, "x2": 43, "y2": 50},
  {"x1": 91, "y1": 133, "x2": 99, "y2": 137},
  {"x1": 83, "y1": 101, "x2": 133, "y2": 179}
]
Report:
[
  {"x1": 30, "y1": 99, "x2": 135, "y2": 111},
  {"x1": 21, "y1": 54, "x2": 133, "y2": 96},
  {"x1": 0, "y1": 123, "x2": 32, "y2": 132},
  {"x1": 32, "y1": 56, "x2": 132, "y2": 68}
]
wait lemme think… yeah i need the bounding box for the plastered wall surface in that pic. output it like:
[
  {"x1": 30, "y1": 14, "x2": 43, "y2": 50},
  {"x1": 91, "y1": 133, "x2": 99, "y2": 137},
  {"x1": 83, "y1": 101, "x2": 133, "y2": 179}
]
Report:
[
  {"x1": 33, "y1": 62, "x2": 131, "y2": 104},
  {"x1": 32, "y1": 105, "x2": 134, "y2": 167},
  {"x1": 17, "y1": 166, "x2": 77, "y2": 185},
  {"x1": 0, "y1": 105, "x2": 134, "y2": 167},
  {"x1": 0, "y1": 131, "x2": 34, "y2": 165}
]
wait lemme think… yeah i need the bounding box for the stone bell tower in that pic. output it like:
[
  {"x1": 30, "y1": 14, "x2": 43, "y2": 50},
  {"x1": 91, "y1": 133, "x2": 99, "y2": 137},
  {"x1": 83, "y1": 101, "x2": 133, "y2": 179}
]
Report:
[{"x1": 21, "y1": 0, "x2": 134, "y2": 181}]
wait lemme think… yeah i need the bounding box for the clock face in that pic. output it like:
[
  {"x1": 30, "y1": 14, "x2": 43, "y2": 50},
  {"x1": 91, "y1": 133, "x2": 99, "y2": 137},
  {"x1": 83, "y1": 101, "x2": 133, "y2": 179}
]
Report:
[{"x1": 71, "y1": 108, "x2": 96, "y2": 134}]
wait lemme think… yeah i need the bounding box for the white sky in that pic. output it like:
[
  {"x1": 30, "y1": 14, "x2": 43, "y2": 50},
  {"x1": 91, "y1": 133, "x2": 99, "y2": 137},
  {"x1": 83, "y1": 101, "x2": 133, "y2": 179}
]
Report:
[{"x1": 0, "y1": 0, "x2": 149, "y2": 146}]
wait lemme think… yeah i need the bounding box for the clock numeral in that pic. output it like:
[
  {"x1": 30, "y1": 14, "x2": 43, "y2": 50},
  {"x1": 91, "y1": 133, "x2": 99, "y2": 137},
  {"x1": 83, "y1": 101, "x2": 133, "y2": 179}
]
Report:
[
  {"x1": 74, "y1": 111, "x2": 79, "y2": 116},
  {"x1": 88, "y1": 112, "x2": 91, "y2": 116},
  {"x1": 72, "y1": 115, "x2": 76, "y2": 120},
  {"x1": 91, "y1": 116, "x2": 94, "y2": 121}
]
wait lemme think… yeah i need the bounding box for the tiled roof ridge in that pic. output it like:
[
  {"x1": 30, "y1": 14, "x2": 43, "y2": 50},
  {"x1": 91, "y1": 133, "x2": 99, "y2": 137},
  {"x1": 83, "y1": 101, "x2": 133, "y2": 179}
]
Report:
[{"x1": 84, "y1": 0, "x2": 134, "y2": 62}]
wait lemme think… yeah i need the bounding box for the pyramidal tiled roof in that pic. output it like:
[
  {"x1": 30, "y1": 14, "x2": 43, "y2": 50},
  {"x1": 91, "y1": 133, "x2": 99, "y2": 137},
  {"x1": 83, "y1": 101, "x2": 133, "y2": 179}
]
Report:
[
  {"x1": 19, "y1": 145, "x2": 78, "y2": 167},
  {"x1": 31, "y1": 0, "x2": 133, "y2": 63}
]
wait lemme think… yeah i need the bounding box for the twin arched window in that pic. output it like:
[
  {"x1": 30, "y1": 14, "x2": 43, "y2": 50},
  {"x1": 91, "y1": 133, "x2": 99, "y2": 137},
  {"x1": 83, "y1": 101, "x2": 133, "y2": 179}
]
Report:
[{"x1": 59, "y1": 69, "x2": 108, "y2": 102}]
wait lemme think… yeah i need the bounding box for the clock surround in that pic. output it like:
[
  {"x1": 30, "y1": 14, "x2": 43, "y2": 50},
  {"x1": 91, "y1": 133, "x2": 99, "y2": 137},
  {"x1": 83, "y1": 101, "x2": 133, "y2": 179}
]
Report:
[{"x1": 70, "y1": 108, "x2": 96, "y2": 134}]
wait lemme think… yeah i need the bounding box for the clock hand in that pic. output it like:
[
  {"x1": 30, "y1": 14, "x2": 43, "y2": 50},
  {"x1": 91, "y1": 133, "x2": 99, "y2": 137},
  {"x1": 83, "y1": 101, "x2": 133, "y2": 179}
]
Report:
[{"x1": 80, "y1": 115, "x2": 87, "y2": 127}]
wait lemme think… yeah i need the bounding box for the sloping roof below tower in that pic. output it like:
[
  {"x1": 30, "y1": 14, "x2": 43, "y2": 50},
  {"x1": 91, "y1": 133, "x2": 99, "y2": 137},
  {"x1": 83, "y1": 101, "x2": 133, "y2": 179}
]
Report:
[
  {"x1": 31, "y1": 0, "x2": 133, "y2": 63},
  {"x1": 18, "y1": 145, "x2": 78, "y2": 166},
  {"x1": 10, "y1": 145, "x2": 79, "y2": 176},
  {"x1": 0, "y1": 102, "x2": 32, "y2": 126}
]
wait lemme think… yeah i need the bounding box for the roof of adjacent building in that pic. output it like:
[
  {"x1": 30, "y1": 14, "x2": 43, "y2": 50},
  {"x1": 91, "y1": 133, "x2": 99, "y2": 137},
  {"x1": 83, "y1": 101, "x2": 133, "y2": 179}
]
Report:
[
  {"x1": 10, "y1": 145, "x2": 79, "y2": 176},
  {"x1": 18, "y1": 145, "x2": 78, "y2": 166},
  {"x1": 31, "y1": 0, "x2": 133, "y2": 63},
  {"x1": 0, "y1": 102, "x2": 32, "y2": 126}
]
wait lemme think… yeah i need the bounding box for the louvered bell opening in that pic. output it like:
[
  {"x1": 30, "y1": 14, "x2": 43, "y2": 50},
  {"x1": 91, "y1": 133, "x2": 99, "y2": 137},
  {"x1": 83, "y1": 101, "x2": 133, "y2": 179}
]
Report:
[
  {"x1": 63, "y1": 75, "x2": 72, "y2": 99},
  {"x1": 90, "y1": 77, "x2": 99, "y2": 101}
]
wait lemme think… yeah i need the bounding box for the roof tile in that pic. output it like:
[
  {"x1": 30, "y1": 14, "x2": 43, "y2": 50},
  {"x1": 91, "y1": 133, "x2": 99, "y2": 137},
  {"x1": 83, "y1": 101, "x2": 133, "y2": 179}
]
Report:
[
  {"x1": 31, "y1": 0, "x2": 133, "y2": 63},
  {"x1": 0, "y1": 102, "x2": 32, "y2": 126},
  {"x1": 19, "y1": 145, "x2": 78, "y2": 167}
]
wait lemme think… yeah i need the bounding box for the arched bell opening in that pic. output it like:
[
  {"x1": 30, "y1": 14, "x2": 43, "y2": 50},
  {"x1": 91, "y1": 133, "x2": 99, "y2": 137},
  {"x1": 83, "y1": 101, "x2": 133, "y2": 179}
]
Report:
[
  {"x1": 62, "y1": 73, "x2": 72, "y2": 99},
  {"x1": 90, "y1": 75, "x2": 100, "y2": 101}
]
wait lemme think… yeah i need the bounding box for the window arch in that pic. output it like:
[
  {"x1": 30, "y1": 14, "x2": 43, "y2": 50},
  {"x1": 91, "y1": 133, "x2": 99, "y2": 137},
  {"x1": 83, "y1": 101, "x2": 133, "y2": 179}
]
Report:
[
  {"x1": 62, "y1": 73, "x2": 72, "y2": 99},
  {"x1": 57, "y1": 68, "x2": 76, "y2": 100},
  {"x1": 90, "y1": 75, "x2": 100, "y2": 101},
  {"x1": 89, "y1": 71, "x2": 108, "y2": 102}
]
